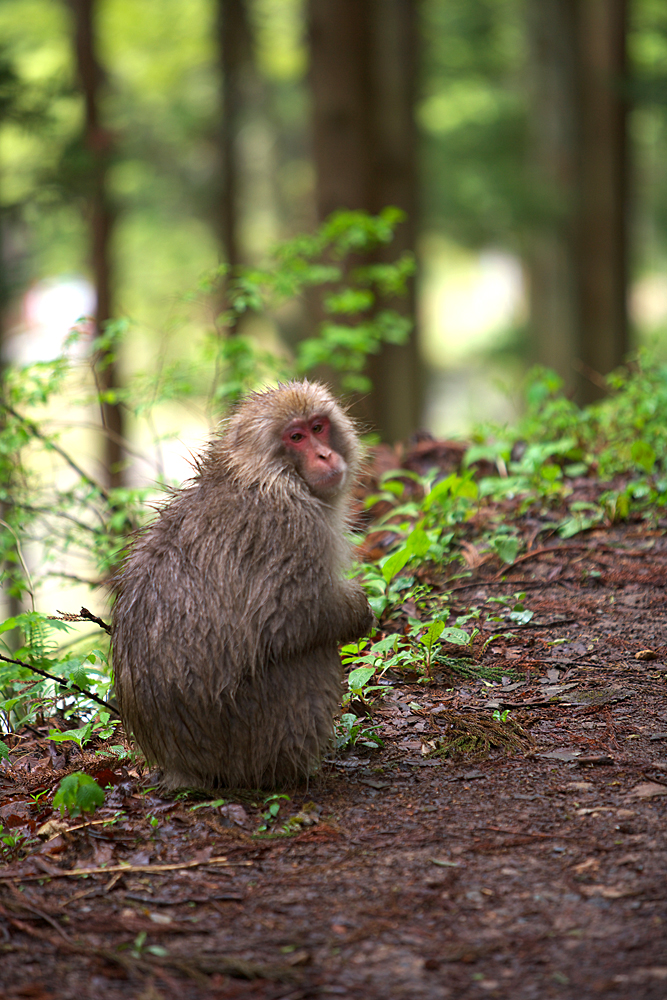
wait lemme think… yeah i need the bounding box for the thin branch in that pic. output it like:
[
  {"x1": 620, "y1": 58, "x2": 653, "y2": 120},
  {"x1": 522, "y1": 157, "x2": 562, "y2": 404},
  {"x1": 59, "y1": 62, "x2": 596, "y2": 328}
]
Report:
[
  {"x1": 0, "y1": 402, "x2": 109, "y2": 501},
  {"x1": 0, "y1": 652, "x2": 119, "y2": 717},
  {"x1": 0, "y1": 856, "x2": 253, "y2": 880},
  {"x1": 51, "y1": 607, "x2": 111, "y2": 635}
]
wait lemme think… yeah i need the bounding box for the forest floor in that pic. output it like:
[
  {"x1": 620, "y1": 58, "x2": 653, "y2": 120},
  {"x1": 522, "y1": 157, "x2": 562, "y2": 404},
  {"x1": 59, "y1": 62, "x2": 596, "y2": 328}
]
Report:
[{"x1": 1, "y1": 446, "x2": 667, "y2": 1000}]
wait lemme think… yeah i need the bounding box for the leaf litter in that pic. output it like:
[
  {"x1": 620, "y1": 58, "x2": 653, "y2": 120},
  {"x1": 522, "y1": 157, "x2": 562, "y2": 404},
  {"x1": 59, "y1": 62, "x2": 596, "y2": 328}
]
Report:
[{"x1": 1, "y1": 439, "x2": 667, "y2": 999}]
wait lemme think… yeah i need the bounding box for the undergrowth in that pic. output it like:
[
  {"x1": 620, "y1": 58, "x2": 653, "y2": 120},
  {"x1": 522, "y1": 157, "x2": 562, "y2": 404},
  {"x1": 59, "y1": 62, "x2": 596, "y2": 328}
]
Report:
[{"x1": 2, "y1": 201, "x2": 667, "y2": 787}]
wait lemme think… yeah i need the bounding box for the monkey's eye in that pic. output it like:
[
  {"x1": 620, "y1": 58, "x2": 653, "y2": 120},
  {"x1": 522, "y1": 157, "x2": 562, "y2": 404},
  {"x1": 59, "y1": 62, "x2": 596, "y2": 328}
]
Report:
[
  {"x1": 311, "y1": 423, "x2": 323, "y2": 434},
  {"x1": 290, "y1": 431, "x2": 304, "y2": 442}
]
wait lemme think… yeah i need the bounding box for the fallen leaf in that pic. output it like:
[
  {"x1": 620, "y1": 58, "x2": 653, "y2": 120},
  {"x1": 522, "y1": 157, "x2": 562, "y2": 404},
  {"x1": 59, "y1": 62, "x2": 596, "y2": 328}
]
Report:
[
  {"x1": 398, "y1": 739, "x2": 423, "y2": 751},
  {"x1": 537, "y1": 749, "x2": 581, "y2": 762},
  {"x1": 284, "y1": 949, "x2": 311, "y2": 967},
  {"x1": 635, "y1": 649, "x2": 658, "y2": 661},
  {"x1": 578, "y1": 884, "x2": 638, "y2": 899},
  {"x1": 561, "y1": 688, "x2": 632, "y2": 706},
  {"x1": 628, "y1": 782, "x2": 667, "y2": 799},
  {"x1": 572, "y1": 858, "x2": 600, "y2": 875},
  {"x1": 36, "y1": 819, "x2": 69, "y2": 840}
]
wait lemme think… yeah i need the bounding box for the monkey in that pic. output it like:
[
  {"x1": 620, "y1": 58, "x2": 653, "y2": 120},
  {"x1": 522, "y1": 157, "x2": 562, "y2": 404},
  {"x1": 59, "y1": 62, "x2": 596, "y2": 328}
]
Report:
[{"x1": 111, "y1": 380, "x2": 374, "y2": 790}]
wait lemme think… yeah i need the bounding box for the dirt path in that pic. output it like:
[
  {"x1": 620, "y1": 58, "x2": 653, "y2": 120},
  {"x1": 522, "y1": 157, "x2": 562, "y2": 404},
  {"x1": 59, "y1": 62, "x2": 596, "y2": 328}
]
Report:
[{"x1": 1, "y1": 526, "x2": 667, "y2": 1000}]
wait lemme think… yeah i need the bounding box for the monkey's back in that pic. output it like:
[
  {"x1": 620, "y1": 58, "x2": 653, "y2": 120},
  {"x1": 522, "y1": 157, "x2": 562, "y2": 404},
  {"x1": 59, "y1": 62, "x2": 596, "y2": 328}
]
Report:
[{"x1": 112, "y1": 474, "x2": 346, "y2": 790}]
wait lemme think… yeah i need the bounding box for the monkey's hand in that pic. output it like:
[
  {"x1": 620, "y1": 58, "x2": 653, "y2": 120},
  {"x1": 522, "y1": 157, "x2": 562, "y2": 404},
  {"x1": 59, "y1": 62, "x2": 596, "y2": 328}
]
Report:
[{"x1": 335, "y1": 581, "x2": 375, "y2": 643}]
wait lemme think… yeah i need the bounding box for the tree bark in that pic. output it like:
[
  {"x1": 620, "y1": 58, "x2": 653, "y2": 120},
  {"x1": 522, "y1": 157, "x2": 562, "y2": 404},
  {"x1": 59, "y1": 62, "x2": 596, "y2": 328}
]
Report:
[
  {"x1": 68, "y1": 0, "x2": 124, "y2": 488},
  {"x1": 308, "y1": 0, "x2": 421, "y2": 442},
  {"x1": 574, "y1": 0, "x2": 628, "y2": 402},
  {"x1": 527, "y1": 0, "x2": 629, "y2": 405},
  {"x1": 216, "y1": 0, "x2": 254, "y2": 272}
]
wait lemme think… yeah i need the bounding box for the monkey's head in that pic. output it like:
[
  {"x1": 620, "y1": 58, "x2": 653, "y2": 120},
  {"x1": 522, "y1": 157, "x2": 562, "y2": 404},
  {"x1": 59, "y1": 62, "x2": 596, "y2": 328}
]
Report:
[{"x1": 215, "y1": 380, "x2": 362, "y2": 501}]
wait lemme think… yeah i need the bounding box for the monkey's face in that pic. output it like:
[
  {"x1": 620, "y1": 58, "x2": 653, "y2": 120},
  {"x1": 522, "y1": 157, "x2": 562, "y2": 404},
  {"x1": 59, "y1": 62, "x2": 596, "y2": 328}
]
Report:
[{"x1": 282, "y1": 413, "x2": 348, "y2": 499}]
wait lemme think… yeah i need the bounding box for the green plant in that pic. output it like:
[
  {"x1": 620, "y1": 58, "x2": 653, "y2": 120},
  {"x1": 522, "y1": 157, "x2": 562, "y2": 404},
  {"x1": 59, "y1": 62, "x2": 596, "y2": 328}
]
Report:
[
  {"x1": 0, "y1": 209, "x2": 412, "y2": 734},
  {"x1": 48, "y1": 714, "x2": 118, "y2": 750},
  {"x1": 52, "y1": 772, "x2": 105, "y2": 818},
  {"x1": 0, "y1": 612, "x2": 112, "y2": 733},
  {"x1": 189, "y1": 798, "x2": 226, "y2": 811},
  {"x1": 258, "y1": 793, "x2": 291, "y2": 832},
  {"x1": 129, "y1": 931, "x2": 168, "y2": 959},
  {"x1": 0, "y1": 824, "x2": 30, "y2": 860},
  {"x1": 334, "y1": 712, "x2": 383, "y2": 750}
]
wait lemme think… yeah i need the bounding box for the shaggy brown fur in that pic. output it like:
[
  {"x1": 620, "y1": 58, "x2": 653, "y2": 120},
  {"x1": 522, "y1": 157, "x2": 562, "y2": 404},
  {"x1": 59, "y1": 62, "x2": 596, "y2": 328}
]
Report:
[{"x1": 111, "y1": 381, "x2": 374, "y2": 790}]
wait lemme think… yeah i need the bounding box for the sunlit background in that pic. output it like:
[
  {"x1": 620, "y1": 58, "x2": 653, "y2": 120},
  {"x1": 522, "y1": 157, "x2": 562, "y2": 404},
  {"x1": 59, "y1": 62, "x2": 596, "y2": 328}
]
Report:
[{"x1": 2, "y1": 0, "x2": 666, "y2": 437}]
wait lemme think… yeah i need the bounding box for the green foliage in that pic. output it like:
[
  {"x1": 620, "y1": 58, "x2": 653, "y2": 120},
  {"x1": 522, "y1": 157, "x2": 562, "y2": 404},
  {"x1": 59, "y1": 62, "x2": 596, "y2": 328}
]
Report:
[
  {"x1": 49, "y1": 715, "x2": 117, "y2": 750},
  {"x1": 360, "y1": 353, "x2": 667, "y2": 633},
  {"x1": 53, "y1": 772, "x2": 105, "y2": 818},
  {"x1": 0, "y1": 209, "x2": 410, "y2": 733},
  {"x1": 204, "y1": 206, "x2": 414, "y2": 400},
  {"x1": 258, "y1": 793, "x2": 291, "y2": 833},
  {"x1": 0, "y1": 823, "x2": 30, "y2": 860},
  {"x1": 0, "y1": 612, "x2": 111, "y2": 731},
  {"x1": 334, "y1": 713, "x2": 384, "y2": 751},
  {"x1": 491, "y1": 356, "x2": 667, "y2": 481},
  {"x1": 129, "y1": 931, "x2": 168, "y2": 959}
]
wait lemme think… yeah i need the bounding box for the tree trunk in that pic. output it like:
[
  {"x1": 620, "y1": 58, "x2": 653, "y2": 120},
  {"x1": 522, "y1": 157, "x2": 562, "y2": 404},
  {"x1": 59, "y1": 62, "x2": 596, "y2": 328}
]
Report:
[
  {"x1": 574, "y1": 0, "x2": 628, "y2": 403},
  {"x1": 216, "y1": 0, "x2": 254, "y2": 272},
  {"x1": 527, "y1": 0, "x2": 629, "y2": 405},
  {"x1": 526, "y1": 0, "x2": 578, "y2": 386},
  {"x1": 308, "y1": 0, "x2": 421, "y2": 442},
  {"x1": 68, "y1": 0, "x2": 124, "y2": 488}
]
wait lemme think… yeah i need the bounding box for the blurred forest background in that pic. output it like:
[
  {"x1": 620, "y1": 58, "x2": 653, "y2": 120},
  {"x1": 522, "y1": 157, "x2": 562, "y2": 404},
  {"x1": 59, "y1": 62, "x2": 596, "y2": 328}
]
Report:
[{"x1": 1, "y1": 0, "x2": 667, "y2": 453}]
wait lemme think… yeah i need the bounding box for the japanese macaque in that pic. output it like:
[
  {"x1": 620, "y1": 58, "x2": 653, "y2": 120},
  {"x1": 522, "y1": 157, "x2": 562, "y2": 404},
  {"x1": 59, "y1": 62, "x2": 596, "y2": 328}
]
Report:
[{"x1": 111, "y1": 381, "x2": 374, "y2": 790}]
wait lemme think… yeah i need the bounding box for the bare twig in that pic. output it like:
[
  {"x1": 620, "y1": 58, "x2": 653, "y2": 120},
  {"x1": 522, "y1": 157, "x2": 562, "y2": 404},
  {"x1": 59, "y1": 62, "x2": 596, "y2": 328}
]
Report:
[
  {"x1": 0, "y1": 856, "x2": 253, "y2": 881},
  {"x1": 0, "y1": 402, "x2": 109, "y2": 501},
  {"x1": 50, "y1": 607, "x2": 111, "y2": 635},
  {"x1": 0, "y1": 652, "x2": 118, "y2": 717}
]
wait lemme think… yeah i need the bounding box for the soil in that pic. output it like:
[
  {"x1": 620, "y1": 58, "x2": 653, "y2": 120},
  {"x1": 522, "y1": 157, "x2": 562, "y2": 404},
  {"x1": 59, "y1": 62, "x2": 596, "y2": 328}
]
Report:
[{"x1": 1, "y1": 457, "x2": 667, "y2": 999}]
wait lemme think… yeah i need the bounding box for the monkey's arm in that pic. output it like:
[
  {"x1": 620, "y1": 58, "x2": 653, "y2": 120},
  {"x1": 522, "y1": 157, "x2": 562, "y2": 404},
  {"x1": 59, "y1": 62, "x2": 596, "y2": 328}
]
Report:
[
  {"x1": 331, "y1": 580, "x2": 376, "y2": 643},
  {"x1": 250, "y1": 572, "x2": 374, "y2": 661}
]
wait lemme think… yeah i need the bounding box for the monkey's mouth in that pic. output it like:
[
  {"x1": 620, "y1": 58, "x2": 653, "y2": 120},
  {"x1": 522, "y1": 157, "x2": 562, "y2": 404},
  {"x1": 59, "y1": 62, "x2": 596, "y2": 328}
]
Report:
[{"x1": 312, "y1": 467, "x2": 346, "y2": 494}]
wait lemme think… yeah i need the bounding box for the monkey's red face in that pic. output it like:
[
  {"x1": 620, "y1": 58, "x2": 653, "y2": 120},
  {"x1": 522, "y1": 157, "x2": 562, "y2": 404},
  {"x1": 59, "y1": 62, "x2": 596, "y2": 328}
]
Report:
[{"x1": 282, "y1": 414, "x2": 348, "y2": 498}]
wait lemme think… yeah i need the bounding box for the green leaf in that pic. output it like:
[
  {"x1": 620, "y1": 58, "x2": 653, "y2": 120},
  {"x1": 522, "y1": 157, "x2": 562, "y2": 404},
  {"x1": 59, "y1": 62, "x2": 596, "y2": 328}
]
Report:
[
  {"x1": 420, "y1": 620, "x2": 445, "y2": 653},
  {"x1": 404, "y1": 525, "x2": 430, "y2": 558},
  {"x1": 53, "y1": 773, "x2": 105, "y2": 818},
  {"x1": 347, "y1": 666, "x2": 376, "y2": 691},
  {"x1": 381, "y1": 546, "x2": 411, "y2": 583},
  {"x1": 490, "y1": 536, "x2": 520, "y2": 565},
  {"x1": 368, "y1": 595, "x2": 389, "y2": 618},
  {"x1": 509, "y1": 608, "x2": 534, "y2": 625},
  {"x1": 631, "y1": 440, "x2": 656, "y2": 473},
  {"x1": 48, "y1": 724, "x2": 93, "y2": 748},
  {"x1": 439, "y1": 627, "x2": 471, "y2": 646},
  {"x1": 422, "y1": 474, "x2": 457, "y2": 511}
]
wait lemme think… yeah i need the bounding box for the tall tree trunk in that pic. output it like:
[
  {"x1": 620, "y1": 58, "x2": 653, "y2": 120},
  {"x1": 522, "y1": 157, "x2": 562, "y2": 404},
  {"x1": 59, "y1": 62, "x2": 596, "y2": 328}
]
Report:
[
  {"x1": 575, "y1": 0, "x2": 628, "y2": 403},
  {"x1": 527, "y1": 0, "x2": 629, "y2": 405},
  {"x1": 216, "y1": 0, "x2": 254, "y2": 273},
  {"x1": 68, "y1": 0, "x2": 124, "y2": 488},
  {"x1": 526, "y1": 0, "x2": 578, "y2": 388},
  {"x1": 309, "y1": 0, "x2": 421, "y2": 442}
]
